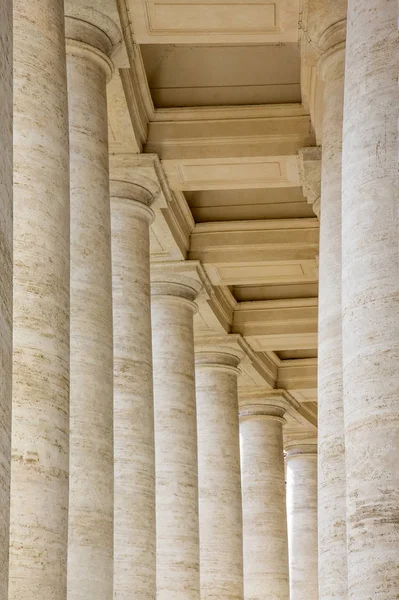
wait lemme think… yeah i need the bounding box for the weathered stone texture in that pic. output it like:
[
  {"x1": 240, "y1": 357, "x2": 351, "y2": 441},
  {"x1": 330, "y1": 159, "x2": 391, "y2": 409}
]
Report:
[
  {"x1": 240, "y1": 398, "x2": 289, "y2": 600},
  {"x1": 0, "y1": 2, "x2": 12, "y2": 598},
  {"x1": 10, "y1": 0, "x2": 70, "y2": 598},
  {"x1": 317, "y1": 31, "x2": 348, "y2": 600},
  {"x1": 66, "y1": 7, "x2": 115, "y2": 600},
  {"x1": 151, "y1": 278, "x2": 201, "y2": 600},
  {"x1": 342, "y1": 1, "x2": 399, "y2": 598},
  {"x1": 111, "y1": 182, "x2": 156, "y2": 600},
  {"x1": 196, "y1": 352, "x2": 243, "y2": 600},
  {"x1": 286, "y1": 446, "x2": 318, "y2": 600}
]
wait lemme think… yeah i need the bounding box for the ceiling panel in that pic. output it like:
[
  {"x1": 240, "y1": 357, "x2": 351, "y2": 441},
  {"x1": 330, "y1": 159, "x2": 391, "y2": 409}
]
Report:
[
  {"x1": 233, "y1": 282, "x2": 319, "y2": 302},
  {"x1": 276, "y1": 349, "x2": 318, "y2": 360},
  {"x1": 140, "y1": 43, "x2": 301, "y2": 107},
  {"x1": 128, "y1": 0, "x2": 300, "y2": 44},
  {"x1": 184, "y1": 187, "x2": 314, "y2": 221}
]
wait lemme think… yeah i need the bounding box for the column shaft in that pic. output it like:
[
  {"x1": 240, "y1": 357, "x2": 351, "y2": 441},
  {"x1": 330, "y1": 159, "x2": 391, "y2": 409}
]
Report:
[
  {"x1": 342, "y1": 1, "x2": 399, "y2": 597},
  {"x1": 0, "y1": 1, "x2": 12, "y2": 597},
  {"x1": 286, "y1": 446, "x2": 318, "y2": 600},
  {"x1": 240, "y1": 399, "x2": 289, "y2": 600},
  {"x1": 10, "y1": 0, "x2": 70, "y2": 598},
  {"x1": 151, "y1": 278, "x2": 201, "y2": 600},
  {"x1": 111, "y1": 181, "x2": 156, "y2": 600},
  {"x1": 196, "y1": 352, "x2": 243, "y2": 600},
  {"x1": 317, "y1": 31, "x2": 348, "y2": 600},
  {"x1": 66, "y1": 7, "x2": 116, "y2": 600}
]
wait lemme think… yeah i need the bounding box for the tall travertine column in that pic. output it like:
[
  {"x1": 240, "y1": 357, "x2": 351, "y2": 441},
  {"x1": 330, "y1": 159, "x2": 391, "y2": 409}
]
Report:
[
  {"x1": 65, "y1": 6, "x2": 119, "y2": 600},
  {"x1": 11, "y1": 0, "x2": 70, "y2": 598},
  {"x1": 111, "y1": 178, "x2": 158, "y2": 600},
  {"x1": 316, "y1": 18, "x2": 348, "y2": 600},
  {"x1": 342, "y1": 1, "x2": 399, "y2": 597},
  {"x1": 195, "y1": 349, "x2": 243, "y2": 600},
  {"x1": 286, "y1": 444, "x2": 318, "y2": 600},
  {"x1": 151, "y1": 273, "x2": 202, "y2": 600},
  {"x1": 0, "y1": 1, "x2": 12, "y2": 597},
  {"x1": 239, "y1": 392, "x2": 289, "y2": 600}
]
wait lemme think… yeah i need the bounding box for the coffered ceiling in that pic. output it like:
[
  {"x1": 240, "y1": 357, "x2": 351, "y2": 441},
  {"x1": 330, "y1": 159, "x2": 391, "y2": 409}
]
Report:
[{"x1": 103, "y1": 0, "x2": 323, "y2": 438}]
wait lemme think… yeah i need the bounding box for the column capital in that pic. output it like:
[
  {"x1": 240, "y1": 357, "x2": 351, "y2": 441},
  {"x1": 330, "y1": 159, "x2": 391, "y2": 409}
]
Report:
[
  {"x1": 110, "y1": 178, "x2": 158, "y2": 223},
  {"x1": 317, "y1": 20, "x2": 346, "y2": 82},
  {"x1": 285, "y1": 442, "x2": 317, "y2": 459},
  {"x1": 195, "y1": 350, "x2": 241, "y2": 375},
  {"x1": 65, "y1": 3, "x2": 121, "y2": 80},
  {"x1": 239, "y1": 389, "x2": 291, "y2": 423},
  {"x1": 298, "y1": 146, "x2": 321, "y2": 218},
  {"x1": 151, "y1": 268, "x2": 203, "y2": 312}
]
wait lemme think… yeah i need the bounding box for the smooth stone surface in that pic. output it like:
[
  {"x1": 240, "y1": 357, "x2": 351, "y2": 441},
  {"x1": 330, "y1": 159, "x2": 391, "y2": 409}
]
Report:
[
  {"x1": 240, "y1": 397, "x2": 289, "y2": 600},
  {"x1": 10, "y1": 0, "x2": 70, "y2": 598},
  {"x1": 317, "y1": 30, "x2": 348, "y2": 600},
  {"x1": 66, "y1": 8, "x2": 115, "y2": 600},
  {"x1": 0, "y1": 2, "x2": 12, "y2": 597},
  {"x1": 342, "y1": 1, "x2": 399, "y2": 598},
  {"x1": 111, "y1": 181, "x2": 156, "y2": 600},
  {"x1": 151, "y1": 277, "x2": 201, "y2": 600},
  {"x1": 286, "y1": 445, "x2": 318, "y2": 600},
  {"x1": 195, "y1": 351, "x2": 243, "y2": 600}
]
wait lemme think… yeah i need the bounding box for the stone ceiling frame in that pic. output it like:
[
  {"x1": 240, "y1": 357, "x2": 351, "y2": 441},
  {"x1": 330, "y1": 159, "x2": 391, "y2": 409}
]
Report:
[{"x1": 104, "y1": 0, "x2": 320, "y2": 435}]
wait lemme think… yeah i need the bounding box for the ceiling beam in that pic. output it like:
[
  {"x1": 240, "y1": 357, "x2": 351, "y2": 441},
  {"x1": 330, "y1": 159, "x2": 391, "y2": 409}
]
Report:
[
  {"x1": 146, "y1": 110, "x2": 315, "y2": 159},
  {"x1": 232, "y1": 298, "x2": 318, "y2": 351},
  {"x1": 189, "y1": 218, "x2": 319, "y2": 286}
]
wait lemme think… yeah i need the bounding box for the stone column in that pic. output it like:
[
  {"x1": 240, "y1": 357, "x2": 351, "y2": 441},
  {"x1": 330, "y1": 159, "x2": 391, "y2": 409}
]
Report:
[
  {"x1": 285, "y1": 444, "x2": 318, "y2": 600},
  {"x1": 342, "y1": 1, "x2": 399, "y2": 597},
  {"x1": 111, "y1": 178, "x2": 158, "y2": 600},
  {"x1": 10, "y1": 0, "x2": 70, "y2": 598},
  {"x1": 65, "y1": 6, "x2": 119, "y2": 600},
  {"x1": 0, "y1": 1, "x2": 12, "y2": 598},
  {"x1": 317, "y1": 20, "x2": 348, "y2": 600},
  {"x1": 151, "y1": 273, "x2": 202, "y2": 600},
  {"x1": 195, "y1": 349, "x2": 243, "y2": 600},
  {"x1": 239, "y1": 392, "x2": 289, "y2": 600}
]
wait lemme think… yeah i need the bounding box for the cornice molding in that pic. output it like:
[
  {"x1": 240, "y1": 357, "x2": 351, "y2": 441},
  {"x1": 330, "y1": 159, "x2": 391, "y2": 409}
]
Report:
[{"x1": 118, "y1": 69, "x2": 148, "y2": 151}]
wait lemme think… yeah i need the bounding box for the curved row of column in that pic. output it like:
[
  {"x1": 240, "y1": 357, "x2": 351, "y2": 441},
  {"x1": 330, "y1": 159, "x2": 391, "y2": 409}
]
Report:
[
  {"x1": 7, "y1": 1, "x2": 399, "y2": 599},
  {"x1": 9, "y1": 3, "x2": 307, "y2": 598}
]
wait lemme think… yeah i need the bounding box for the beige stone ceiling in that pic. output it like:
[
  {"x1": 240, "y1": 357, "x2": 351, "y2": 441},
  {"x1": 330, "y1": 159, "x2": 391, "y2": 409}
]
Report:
[
  {"x1": 103, "y1": 0, "x2": 322, "y2": 438},
  {"x1": 126, "y1": 0, "x2": 301, "y2": 44},
  {"x1": 184, "y1": 188, "x2": 315, "y2": 222},
  {"x1": 140, "y1": 43, "x2": 301, "y2": 107}
]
